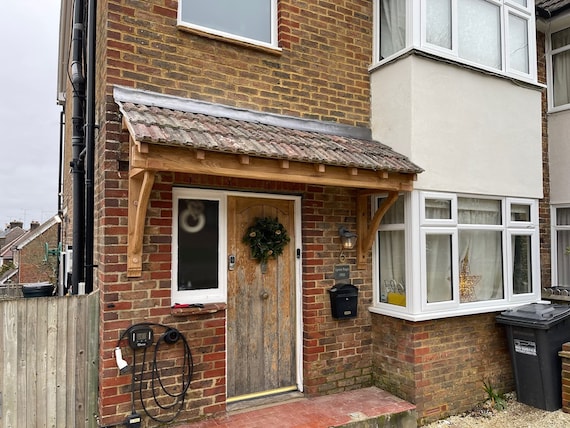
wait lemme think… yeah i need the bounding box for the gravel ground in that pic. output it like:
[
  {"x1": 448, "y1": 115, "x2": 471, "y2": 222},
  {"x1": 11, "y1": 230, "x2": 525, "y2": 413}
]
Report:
[{"x1": 423, "y1": 394, "x2": 570, "y2": 427}]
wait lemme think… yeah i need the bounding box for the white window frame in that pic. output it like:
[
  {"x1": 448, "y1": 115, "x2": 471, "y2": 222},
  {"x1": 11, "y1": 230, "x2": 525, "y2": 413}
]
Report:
[
  {"x1": 545, "y1": 17, "x2": 570, "y2": 112},
  {"x1": 373, "y1": 0, "x2": 537, "y2": 83},
  {"x1": 371, "y1": 191, "x2": 541, "y2": 321},
  {"x1": 172, "y1": 188, "x2": 228, "y2": 305},
  {"x1": 177, "y1": 0, "x2": 279, "y2": 50},
  {"x1": 551, "y1": 204, "x2": 570, "y2": 287}
]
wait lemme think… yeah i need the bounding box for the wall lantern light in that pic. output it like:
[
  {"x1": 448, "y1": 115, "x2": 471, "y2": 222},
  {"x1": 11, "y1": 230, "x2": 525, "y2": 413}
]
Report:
[{"x1": 338, "y1": 227, "x2": 357, "y2": 262}]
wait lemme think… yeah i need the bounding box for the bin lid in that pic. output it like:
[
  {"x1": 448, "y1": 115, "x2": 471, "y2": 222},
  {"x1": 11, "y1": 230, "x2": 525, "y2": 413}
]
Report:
[{"x1": 496, "y1": 303, "x2": 570, "y2": 329}]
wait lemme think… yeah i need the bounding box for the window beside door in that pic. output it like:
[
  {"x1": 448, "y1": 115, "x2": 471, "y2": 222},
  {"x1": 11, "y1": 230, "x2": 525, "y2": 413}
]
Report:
[{"x1": 172, "y1": 188, "x2": 227, "y2": 305}]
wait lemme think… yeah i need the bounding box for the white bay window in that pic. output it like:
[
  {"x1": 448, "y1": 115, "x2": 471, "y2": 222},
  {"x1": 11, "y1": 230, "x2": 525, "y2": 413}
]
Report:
[
  {"x1": 374, "y1": 0, "x2": 536, "y2": 81},
  {"x1": 373, "y1": 192, "x2": 540, "y2": 320}
]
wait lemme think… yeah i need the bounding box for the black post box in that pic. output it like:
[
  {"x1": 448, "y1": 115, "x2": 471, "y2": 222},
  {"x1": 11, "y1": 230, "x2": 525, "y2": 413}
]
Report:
[{"x1": 329, "y1": 284, "x2": 358, "y2": 319}]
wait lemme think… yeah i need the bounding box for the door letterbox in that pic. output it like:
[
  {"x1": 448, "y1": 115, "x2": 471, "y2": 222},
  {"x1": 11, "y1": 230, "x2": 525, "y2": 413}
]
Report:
[{"x1": 329, "y1": 283, "x2": 358, "y2": 319}]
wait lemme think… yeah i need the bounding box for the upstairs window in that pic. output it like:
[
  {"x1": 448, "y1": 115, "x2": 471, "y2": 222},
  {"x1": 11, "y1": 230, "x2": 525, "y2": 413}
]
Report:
[
  {"x1": 178, "y1": 0, "x2": 278, "y2": 48},
  {"x1": 378, "y1": 0, "x2": 407, "y2": 60},
  {"x1": 549, "y1": 27, "x2": 570, "y2": 110},
  {"x1": 375, "y1": 0, "x2": 536, "y2": 81}
]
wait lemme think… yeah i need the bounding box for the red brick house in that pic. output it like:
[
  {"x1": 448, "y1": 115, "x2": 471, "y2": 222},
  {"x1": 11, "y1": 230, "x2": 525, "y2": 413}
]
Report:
[
  {"x1": 13, "y1": 217, "x2": 60, "y2": 285},
  {"x1": 56, "y1": 0, "x2": 553, "y2": 426}
]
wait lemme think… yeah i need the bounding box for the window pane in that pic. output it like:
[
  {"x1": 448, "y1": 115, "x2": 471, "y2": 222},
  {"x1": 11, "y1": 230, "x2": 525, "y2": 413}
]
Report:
[
  {"x1": 459, "y1": 230, "x2": 503, "y2": 302},
  {"x1": 458, "y1": 0, "x2": 501, "y2": 69},
  {"x1": 557, "y1": 208, "x2": 570, "y2": 226},
  {"x1": 509, "y1": 0, "x2": 527, "y2": 7},
  {"x1": 177, "y1": 199, "x2": 219, "y2": 290},
  {"x1": 180, "y1": 0, "x2": 271, "y2": 44},
  {"x1": 380, "y1": 0, "x2": 407, "y2": 59},
  {"x1": 380, "y1": 195, "x2": 404, "y2": 224},
  {"x1": 458, "y1": 198, "x2": 501, "y2": 225},
  {"x1": 511, "y1": 204, "x2": 530, "y2": 222},
  {"x1": 557, "y1": 230, "x2": 570, "y2": 286},
  {"x1": 552, "y1": 28, "x2": 570, "y2": 50},
  {"x1": 426, "y1": 0, "x2": 452, "y2": 49},
  {"x1": 379, "y1": 230, "x2": 406, "y2": 306},
  {"x1": 553, "y1": 50, "x2": 570, "y2": 107},
  {"x1": 512, "y1": 235, "x2": 532, "y2": 294},
  {"x1": 426, "y1": 234, "x2": 453, "y2": 303},
  {"x1": 425, "y1": 198, "x2": 451, "y2": 220},
  {"x1": 509, "y1": 13, "x2": 529, "y2": 73}
]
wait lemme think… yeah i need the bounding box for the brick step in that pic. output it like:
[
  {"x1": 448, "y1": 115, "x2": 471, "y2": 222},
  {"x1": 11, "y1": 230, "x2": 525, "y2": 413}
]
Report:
[{"x1": 176, "y1": 387, "x2": 417, "y2": 428}]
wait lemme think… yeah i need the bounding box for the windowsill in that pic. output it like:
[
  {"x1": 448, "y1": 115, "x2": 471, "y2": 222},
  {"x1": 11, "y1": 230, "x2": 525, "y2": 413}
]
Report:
[
  {"x1": 368, "y1": 299, "x2": 541, "y2": 322},
  {"x1": 171, "y1": 302, "x2": 227, "y2": 316},
  {"x1": 548, "y1": 105, "x2": 570, "y2": 114},
  {"x1": 177, "y1": 25, "x2": 283, "y2": 56},
  {"x1": 369, "y1": 47, "x2": 545, "y2": 91}
]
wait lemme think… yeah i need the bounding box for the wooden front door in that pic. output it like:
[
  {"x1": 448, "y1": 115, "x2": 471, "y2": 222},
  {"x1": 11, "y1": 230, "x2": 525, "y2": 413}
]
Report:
[{"x1": 227, "y1": 196, "x2": 297, "y2": 400}]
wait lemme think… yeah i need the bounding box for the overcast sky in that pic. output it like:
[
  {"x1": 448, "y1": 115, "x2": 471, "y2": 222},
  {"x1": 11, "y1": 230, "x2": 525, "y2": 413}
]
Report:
[{"x1": 0, "y1": 0, "x2": 62, "y2": 230}]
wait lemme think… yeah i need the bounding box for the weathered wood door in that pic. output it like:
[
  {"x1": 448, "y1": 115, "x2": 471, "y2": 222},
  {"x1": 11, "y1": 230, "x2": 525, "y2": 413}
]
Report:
[{"x1": 227, "y1": 196, "x2": 297, "y2": 400}]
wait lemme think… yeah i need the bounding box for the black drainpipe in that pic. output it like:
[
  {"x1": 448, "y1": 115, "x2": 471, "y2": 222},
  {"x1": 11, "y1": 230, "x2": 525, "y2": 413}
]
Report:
[
  {"x1": 84, "y1": 0, "x2": 96, "y2": 294},
  {"x1": 70, "y1": 0, "x2": 85, "y2": 294}
]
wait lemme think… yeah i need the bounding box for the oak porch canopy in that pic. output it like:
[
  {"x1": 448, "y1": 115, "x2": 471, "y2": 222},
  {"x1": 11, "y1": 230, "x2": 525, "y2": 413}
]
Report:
[{"x1": 113, "y1": 86, "x2": 423, "y2": 276}]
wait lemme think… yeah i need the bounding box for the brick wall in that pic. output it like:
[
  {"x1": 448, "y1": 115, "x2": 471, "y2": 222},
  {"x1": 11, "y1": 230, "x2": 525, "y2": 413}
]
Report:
[
  {"x1": 372, "y1": 312, "x2": 514, "y2": 425},
  {"x1": 560, "y1": 342, "x2": 570, "y2": 412},
  {"x1": 17, "y1": 224, "x2": 59, "y2": 284},
  {"x1": 102, "y1": 0, "x2": 372, "y2": 128},
  {"x1": 537, "y1": 31, "x2": 551, "y2": 288}
]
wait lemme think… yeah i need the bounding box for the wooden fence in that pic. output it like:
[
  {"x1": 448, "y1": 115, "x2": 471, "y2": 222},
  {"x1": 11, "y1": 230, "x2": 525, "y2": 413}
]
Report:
[{"x1": 0, "y1": 291, "x2": 99, "y2": 428}]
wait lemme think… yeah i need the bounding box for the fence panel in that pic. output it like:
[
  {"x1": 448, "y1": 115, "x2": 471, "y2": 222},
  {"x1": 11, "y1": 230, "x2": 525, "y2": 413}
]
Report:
[{"x1": 0, "y1": 292, "x2": 99, "y2": 428}]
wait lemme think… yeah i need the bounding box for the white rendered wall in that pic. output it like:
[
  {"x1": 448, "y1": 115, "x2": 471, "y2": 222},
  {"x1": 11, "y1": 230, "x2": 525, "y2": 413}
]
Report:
[
  {"x1": 371, "y1": 55, "x2": 543, "y2": 198},
  {"x1": 549, "y1": 110, "x2": 570, "y2": 204}
]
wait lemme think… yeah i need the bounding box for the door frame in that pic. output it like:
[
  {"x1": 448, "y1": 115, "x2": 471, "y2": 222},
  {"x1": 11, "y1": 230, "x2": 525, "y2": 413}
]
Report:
[{"x1": 226, "y1": 190, "x2": 304, "y2": 396}]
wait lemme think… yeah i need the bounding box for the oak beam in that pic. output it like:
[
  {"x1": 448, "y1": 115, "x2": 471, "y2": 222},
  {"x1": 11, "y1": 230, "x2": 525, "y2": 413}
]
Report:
[
  {"x1": 356, "y1": 191, "x2": 399, "y2": 269},
  {"x1": 130, "y1": 145, "x2": 415, "y2": 192},
  {"x1": 127, "y1": 169, "x2": 156, "y2": 277}
]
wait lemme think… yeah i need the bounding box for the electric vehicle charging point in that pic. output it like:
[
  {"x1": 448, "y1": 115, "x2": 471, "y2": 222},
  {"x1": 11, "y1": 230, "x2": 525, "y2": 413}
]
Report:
[{"x1": 115, "y1": 323, "x2": 193, "y2": 425}]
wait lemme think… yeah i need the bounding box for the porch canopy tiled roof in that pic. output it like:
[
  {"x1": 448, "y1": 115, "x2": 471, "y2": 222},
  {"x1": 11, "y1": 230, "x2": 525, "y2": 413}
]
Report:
[
  {"x1": 536, "y1": 0, "x2": 570, "y2": 16},
  {"x1": 114, "y1": 86, "x2": 422, "y2": 276}
]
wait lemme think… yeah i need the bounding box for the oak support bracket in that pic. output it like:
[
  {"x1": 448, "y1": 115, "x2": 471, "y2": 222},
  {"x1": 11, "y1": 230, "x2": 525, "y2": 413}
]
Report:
[
  {"x1": 356, "y1": 191, "x2": 399, "y2": 270},
  {"x1": 127, "y1": 169, "x2": 156, "y2": 277}
]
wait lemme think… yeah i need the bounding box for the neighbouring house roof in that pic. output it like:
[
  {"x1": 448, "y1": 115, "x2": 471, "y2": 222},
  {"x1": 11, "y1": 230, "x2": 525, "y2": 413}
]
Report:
[
  {"x1": 114, "y1": 86, "x2": 423, "y2": 175},
  {"x1": 15, "y1": 215, "x2": 60, "y2": 251},
  {"x1": 536, "y1": 0, "x2": 570, "y2": 16},
  {"x1": 0, "y1": 267, "x2": 17, "y2": 285},
  {"x1": 0, "y1": 227, "x2": 26, "y2": 259}
]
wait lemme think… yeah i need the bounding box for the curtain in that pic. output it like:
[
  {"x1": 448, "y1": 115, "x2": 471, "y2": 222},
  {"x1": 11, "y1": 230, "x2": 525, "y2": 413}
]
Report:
[
  {"x1": 380, "y1": 0, "x2": 406, "y2": 59},
  {"x1": 556, "y1": 208, "x2": 570, "y2": 286},
  {"x1": 552, "y1": 28, "x2": 570, "y2": 107}
]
